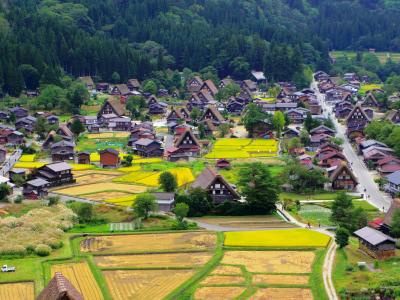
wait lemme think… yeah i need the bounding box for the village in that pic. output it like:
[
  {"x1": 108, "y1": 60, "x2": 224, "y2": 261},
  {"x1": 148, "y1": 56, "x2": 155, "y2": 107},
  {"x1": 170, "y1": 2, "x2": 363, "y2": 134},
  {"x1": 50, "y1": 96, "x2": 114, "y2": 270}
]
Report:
[{"x1": 0, "y1": 68, "x2": 400, "y2": 300}]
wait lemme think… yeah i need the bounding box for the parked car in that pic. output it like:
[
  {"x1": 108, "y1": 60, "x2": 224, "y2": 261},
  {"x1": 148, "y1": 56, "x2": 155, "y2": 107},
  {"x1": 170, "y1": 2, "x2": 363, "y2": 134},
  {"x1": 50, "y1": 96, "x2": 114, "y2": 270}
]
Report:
[{"x1": 1, "y1": 265, "x2": 15, "y2": 272}]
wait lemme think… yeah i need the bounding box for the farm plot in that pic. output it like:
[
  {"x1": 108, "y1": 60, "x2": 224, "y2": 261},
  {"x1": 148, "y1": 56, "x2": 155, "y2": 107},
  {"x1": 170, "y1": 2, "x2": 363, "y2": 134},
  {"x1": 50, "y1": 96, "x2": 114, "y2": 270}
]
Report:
[
  {"x1": 253, "y1": 274, "x2": 309, "y2": 285},
  {"x1": 192, "y1": 215, "x2": 294, "y2": 229},
  {"x1": 51, "y1": 261, "x2": 104, "y2": 300},
  {"x1": 84, "y1": 191, "x2": 133, "y2": 201},
  {"x1": 211, "y1": 265, "x2": 243, "y2": 275},
  {"x1": 194, "y1": 286, "x2": 246, "y2": 300},
  {"x1": 19, "y1": 154, "x2": 36, "y2": 162},
  {"x1": 75, "y1": 173, "x2": 120, "y2": 185},
  {"x1": 80, "y1": 232, "x2": 217, "y2": 253},
  {"x1": 250, "y1": 288, "x2": 313, "y2": 300},
  {"x1": 221, "y1": 251, "x2": 315, "y2": 273},
  {"x1": 94, "y1": 252, "x2": 213, "y2": 268},
  {"x1": 224, "y1": 229, "x2": 330, "y2": 248},
  {"x1": 0, "y1": 282, "x2": 34, "y2": 300},
  {"x1": 201, "y1": 275, "x2": 245, "y2": 285},
  {"x1": 103, "y1": 269, "x2": 195, "y2": 300},
  {"x1": 53, "y1": 182, "x2": 147, "y2": 196},
  {"x1": 205, "y1": 138, "x2": 279, "y2": 159}
]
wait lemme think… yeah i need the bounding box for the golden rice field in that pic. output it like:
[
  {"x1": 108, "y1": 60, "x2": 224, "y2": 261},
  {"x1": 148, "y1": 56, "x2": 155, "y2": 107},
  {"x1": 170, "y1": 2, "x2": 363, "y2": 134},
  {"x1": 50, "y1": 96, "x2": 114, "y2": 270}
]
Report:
[
  {"x1": 103, "y1": 269, "x2": 195, "y2": 300},
  {"x1": 75, "y1": 173, "x2": 119, "y2": 185},
  {"x1": 18, "y1": 154, "x2": 36, "y2": 162},
  {"x1": 115, "y1": 165, "x2": 141, "y2": 172},
  {"x1": 51, "y1": 262, "x2": 103, "y2": 300},
  {"x1": 53, "y1": 182, "x2": 147, "y2": 196},
  {"x1": 205, "y1": 138, "x2": 279, "y2": 159},
  {"x1": 201, "y1": 275, "x2": 245, "y2": 285},
  {"x1": 211, "y1": 265, "x2": 243, "y2": 275},
  {"x1": 94, "y1": 252, "x2": 213, "y2": 268},
  {"x1": 194, "y1": 286, "x2": 246, "y2": 300},
  {"x1": 253, "y1": 274, "x2": 309, "y2": 285},
  {"x1": 0, "y1": 282, "x2": 34, "y2": 300},
  {"x1": 80, "y1": 232, "x2": 216, "y2": 254},
  {"x1": 87, "y1": 132, "x2": 130, "y2": 139},
  {"x1": 84, "y1": 191, "x2": 133, "y2": 201},
  {"x1": 249, "y1": 288, "x2": 313, "y2": 300},
  {"x1": 14, "y1": 161, "x2": 45, "y2": 169},
  {"x1": 224, "y1": 229, "x2": 330, "y2": 248},
  {"x1": 221, "y1": 251, "x2": 315, "y2": 273},
  {"x1": 68, "y1": 163, "x2": 96, "y2": 171},
  {"x1": 114, "y1": 167, "x2": 194, "y2": 187},
  {"x1": 73, "y1": 170, "x2": 123, "y2": 176},
  {"x1": 104, "y1": 195, "x2": 136, "y2": 207}
]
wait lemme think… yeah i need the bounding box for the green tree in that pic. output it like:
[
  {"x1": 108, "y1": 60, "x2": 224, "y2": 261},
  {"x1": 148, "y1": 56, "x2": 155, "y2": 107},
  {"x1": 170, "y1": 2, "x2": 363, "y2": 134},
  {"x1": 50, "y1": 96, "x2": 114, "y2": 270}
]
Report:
[
  {"x1": 0, "y1": 184, "x2": 11, "y2": 202},
  {"x1": 159, "y1": 171, "x2": 177, "y2": 192},
  {"x1": 111, "y1": 71, "x2": 121, "y2": 84},
  {"x1": 173, "y1": 203, "x2": 189, "y2": 222},
  {"x1": 238, "y1": 162, "x2": 279, "y2": 214},
  {"x1": 190, "y1": 107, "x2": 201, "y2": 122},
  {"x1": 331, "y1": 193, "x2": 354, "y2": 229},
  {"x1": 67, "y1": 82, "x2": 89, "y2": 113},
  {"x1": 273, "y1": 111, "x2": 285, "y2": 137},
  {"x1": 133, "y1": 193, "x2": 158, "y2": 219},
  {"x1": 71, "y1": 119, "x2": 85, "y2": 137},
  {"x1": 19, "y1": 64, "x2": 40, "y2": 90},
  {"x1": 122, "y1": 155, "x2": 133, "y2": 167},
  {"x1": 35, "y1": 117, "x2": 47, "y2": 140},
  {"x1": 143, "y1": 80, "x2": 157, "y2": 95},
  {"x1": 304, "y1": 113, "x2": 321, "y2": 132},
  {"x1": 76, "y1": 203, "x2": 94, "y2": 223},
  {"x1": 390, "y1": 209, "x2": 400, "y2": 238},
  {"x1": 243, "y1": 104, "x2": 268, "y2": 137},
  {"x1": 335, "y1": 227, "x2": 350, "y2": 248},
  {"x1": 175, "y1": 188, "x2": 213, "y2": 217},
  {"x1": 47, "y1": 196, "x2": 60, "y2": 206},
  {"x1": 219, "y1": 123, "x2": 230, "y2": 138}
]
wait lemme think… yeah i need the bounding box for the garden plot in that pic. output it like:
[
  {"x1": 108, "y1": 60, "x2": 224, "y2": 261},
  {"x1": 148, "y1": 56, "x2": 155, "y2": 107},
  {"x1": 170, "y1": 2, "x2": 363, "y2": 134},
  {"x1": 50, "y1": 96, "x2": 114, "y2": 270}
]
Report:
[
  {"x1": 51, "y1": 261, "x2": 103, "y2": 300},
  {"x1": 80, "y1": 232, "x2": 216, "y2": 253},
  {"x1": 194, "y1": 287, "x2": 246, "y2": 300},
  {"x1": 75, "y1": 173, "x2": 120, "y2": 185},
  {"x1": 253, "y1": 274, "x2": 309, "y2": 285},
  {"x1": 103, "y1": 269, "x2": 195, "y2": 300},
  {"x1": 109, "y1": 223, "x2": 135, "y2": 231},
  {"x1": 250, "y1": 288, "x2": 313, "y2": 300},
  {"x1": 192, "y1": 215, "x2": 294, "y2": 229},
  {"x1": 221, "y1": 251, "x2": 315, "y2": 273},
  {"x1": 205, "y1": 138, "x2": 279, "y2": 159},
  {"x1": 211, "y1": 265, "x2": 243, "y2": 275},
  {"x1": 94, "y1": 252, "x2": 213, "y2": 268},
  {"x1": 53, "y1": 182, "x2": 147, "y2": 196},
  {"x1": 73, "y1": 170, "x2": 123, "y2": 177},
  {"x1": 0, "y1": 282, "x2": 34, "y2": 300},
  {"x1": 87, "y1": 132, "x2": 130, "y2": 139}
]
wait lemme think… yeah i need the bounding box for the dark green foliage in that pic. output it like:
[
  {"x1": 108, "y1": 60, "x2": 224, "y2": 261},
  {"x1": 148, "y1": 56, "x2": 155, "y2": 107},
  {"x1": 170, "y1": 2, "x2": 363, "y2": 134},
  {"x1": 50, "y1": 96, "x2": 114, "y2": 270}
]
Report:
[
  {"x1": 70, "y1": 119, "x2": 85, "y2": 137},
  {"x1": 159, "y1": 171, "x2": 177, "y2": 193},
  {"x1": 336, "y1": 227, "x2": 350, "y2": 248},
  {"x1": 390, "y1": 209, "x2": 400, "y2": 238},
  {"x1": 175, "y1": 188, "x2": 213, "y2": 217},
  {"x1": 133, "y1": 193, "x2": 158, "y2": 219},
  {"x1": 173, "y1": 203, "x2": 189, "y2": 222},
  {"x1": 331, "y1": 193, "x2": 368, "y2": 232}
]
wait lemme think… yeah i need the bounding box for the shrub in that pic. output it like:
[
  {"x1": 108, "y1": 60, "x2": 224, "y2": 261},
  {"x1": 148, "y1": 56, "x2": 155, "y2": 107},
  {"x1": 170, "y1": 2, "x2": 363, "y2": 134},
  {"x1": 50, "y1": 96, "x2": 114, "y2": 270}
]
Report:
[
  {"x1": 0, "y1": 245, "x2": 27, "y2": 257},
  {"x1": 345, "y1": 264, "x2": 354, "y2": 272},
  {"x1": 47, "y1": 239, "x2": 63, "y2": 249},
  {"x1": 14, "y1": 195, "x2": 24, "y2": 204},
  {"x1": 35, "y1": 244, "x2": 52, "y2": 256},
  {"x1": 172, "y1": 220, "x2": 189, "y2": 230}
]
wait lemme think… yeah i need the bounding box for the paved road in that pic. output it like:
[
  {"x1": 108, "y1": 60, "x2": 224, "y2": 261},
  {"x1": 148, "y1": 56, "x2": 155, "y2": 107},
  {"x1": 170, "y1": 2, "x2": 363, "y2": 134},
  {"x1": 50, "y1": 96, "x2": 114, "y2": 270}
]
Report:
[
  {"x1": 311, "y1": 80, "x2": 392, "y2": 212},
  {"x1": 0, "y1": 149, "x2": 22, "y2": 177}
]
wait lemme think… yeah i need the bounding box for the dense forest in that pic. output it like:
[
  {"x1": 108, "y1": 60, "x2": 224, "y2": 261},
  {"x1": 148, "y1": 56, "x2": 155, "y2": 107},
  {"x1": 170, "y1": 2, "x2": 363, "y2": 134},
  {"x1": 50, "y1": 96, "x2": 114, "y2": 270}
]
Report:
[{"x1": 1, "y1": 0, "x2": 400, "y2": 96}]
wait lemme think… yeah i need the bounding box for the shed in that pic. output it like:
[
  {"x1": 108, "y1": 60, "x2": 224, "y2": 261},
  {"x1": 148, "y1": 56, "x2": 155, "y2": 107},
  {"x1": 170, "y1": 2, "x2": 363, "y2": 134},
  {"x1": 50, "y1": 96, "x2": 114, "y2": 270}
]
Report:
[
  {"x1": 354, "y1": 226, "x2": 396, "y2": 260},
  {"x1": 152, "y1": 192, "x2": 175, "y2": 212},
  {"x1": 77, "y1": 151, "x2": 91, "y2": 164},
  {"x1": 99, "y1": 148, "x2": 120, "y2": 168}
]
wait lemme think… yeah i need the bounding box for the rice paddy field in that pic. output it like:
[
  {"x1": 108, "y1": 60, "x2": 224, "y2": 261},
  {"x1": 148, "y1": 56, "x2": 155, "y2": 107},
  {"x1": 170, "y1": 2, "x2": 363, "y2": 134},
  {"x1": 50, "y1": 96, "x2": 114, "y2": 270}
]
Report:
[
  {"x1": 50, "y1": 262, "x2": 104, "y2": 300},
  {"x1": 194, "y1": 286, "x2": 246, "y2": 300},
  {"x1": 54, "y1": 182, "x2": 147, "y2": 196},
  {"x1": 0, "y1": 282, "x2": 35, "y2": 300},
  {"x1": 205, "y1": 138, "x2": 279, "y2": 159},
  {"x1": 224, "y1": 229, "x2": 330, "y2": 248},
  {"x1": 250, "y1": 288, "x2": 313, "y2": 300},
  {"x1": 80, "y1": 232, "x2": 217, "y2": 254},
  {"x1": 330, "y1": 50, "x2": 400, "y2": 63}
]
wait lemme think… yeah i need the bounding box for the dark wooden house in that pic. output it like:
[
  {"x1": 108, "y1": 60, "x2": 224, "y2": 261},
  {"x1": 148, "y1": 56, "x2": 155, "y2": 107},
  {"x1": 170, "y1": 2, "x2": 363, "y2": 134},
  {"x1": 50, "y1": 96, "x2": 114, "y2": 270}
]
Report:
[
  {"x1": 9, "y1": 107, "x2": 28, "y2": 118},
  {"x1": 200, "y1": 106, "x2": 225, "y2": 126},
  {"x1": 329, "y1": 163, "x2": 358, "y2": 190},
  {"x1": 77, "y1": 151, "x2": 90, "y2": 164},
  {"x1": 99, "y1": 148, "x2": 120, "y2": 168},
  {"x1": 37, "y1": 272, "x2": 84, "y2": 300},
  {"x1": 51, "y1": 140, "x2": 75, "y2": 161},
  {"x1": 22, "y1": 178, "x2": 49, "y2": 199},
  {"x1": 133, "y1": 138, "x2": 163, "y2": 157},
  {"x1": 354, "y1": 226, "x2": 396, "y2": 260},
  {"x1": 97, "y1": 99, "x2": 127, "y2": 121},
  {"x1": 36, "y1": 162, "x2": 74, "y2": 187},
  {"x1": 346, "y1": 104, "x2": 371, "y2": 138},
  {"x1": 167, "y1": 129, "x2": 201, "y2": 161},
  {"x1": 186, "y1": 76, "x2": 204, "y2": 93},
  {"x1": 191, "y1": 167, "x2": 240, "y2": 203}
]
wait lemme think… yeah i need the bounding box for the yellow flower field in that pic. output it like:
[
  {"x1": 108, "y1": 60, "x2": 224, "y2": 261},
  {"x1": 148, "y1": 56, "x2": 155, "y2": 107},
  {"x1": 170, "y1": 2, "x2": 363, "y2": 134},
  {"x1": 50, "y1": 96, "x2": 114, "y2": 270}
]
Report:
[
  {"x1": 18, "y1": 154, "x2": 36, "y2": 162},
  {"x1": 224, "y1": 229, "x2": 330, "y2": 248},
  {"x1": 116, "y1": 165, "x2": 141, "y2": 172},
  {"x1": 87, "y1": 132, "x2": 130, "y2": 139},
  {"x1": 69, "y1": 163, "x2": 95, "y2": 171}
]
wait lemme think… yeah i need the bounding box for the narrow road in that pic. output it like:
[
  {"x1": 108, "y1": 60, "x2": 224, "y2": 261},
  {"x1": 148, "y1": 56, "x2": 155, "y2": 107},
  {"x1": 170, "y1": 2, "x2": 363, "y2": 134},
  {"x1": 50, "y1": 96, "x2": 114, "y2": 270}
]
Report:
[
  {"x1": 0, "y1": 149, "x2": 22, "y2": 176},
  {"x1": 311, "y1": 80, "x2": 392, "y2": 211}
]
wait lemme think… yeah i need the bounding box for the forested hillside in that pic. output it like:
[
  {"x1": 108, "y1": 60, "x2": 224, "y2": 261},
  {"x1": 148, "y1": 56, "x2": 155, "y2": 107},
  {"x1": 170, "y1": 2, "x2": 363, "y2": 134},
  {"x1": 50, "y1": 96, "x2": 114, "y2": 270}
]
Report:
[{"x1": 1, "y1": 0, "x2": 400, "y2": 96}]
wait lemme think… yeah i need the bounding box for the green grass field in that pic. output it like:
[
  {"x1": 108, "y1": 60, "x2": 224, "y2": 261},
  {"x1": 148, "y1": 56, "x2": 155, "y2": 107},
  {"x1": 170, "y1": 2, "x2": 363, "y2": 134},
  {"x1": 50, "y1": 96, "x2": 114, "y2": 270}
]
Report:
[{"x1": 330, "y1": 50, "x2": 400, "y2": 63}]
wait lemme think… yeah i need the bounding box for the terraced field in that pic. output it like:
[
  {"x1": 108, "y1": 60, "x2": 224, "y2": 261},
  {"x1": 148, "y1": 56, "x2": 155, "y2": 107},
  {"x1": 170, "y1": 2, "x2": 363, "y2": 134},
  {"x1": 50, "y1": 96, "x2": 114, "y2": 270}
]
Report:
[
  {"x1": 194, "y1": 286, "x2": 246, "y2": 300},
  {"x1": 103, "y1": 269, "x2": 195, "y2": 300},
  {"x1": 250, "y1": 288, "x2": 313, "y2": 300},
  {"x1": 50, "y1": 261, "x2": 103, "y2": 300},
  {"x1": 54, "y1": 182, "x2": 147, "y2": 196},
  {"x1": 0, "y1": 282, "x2": 34, "y2": 300}
]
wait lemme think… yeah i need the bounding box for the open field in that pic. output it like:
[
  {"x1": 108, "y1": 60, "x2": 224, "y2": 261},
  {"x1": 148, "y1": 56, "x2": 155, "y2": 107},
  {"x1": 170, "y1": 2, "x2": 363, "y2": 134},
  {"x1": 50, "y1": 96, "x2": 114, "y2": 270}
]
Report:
[
  {"x1": 194, "y1": 286, "x2": 246, "y2": 300},
  {"x1": 75, "y1": 173, "x2": 120, "y2": 185},
  {"x1": 201, "y1": 275, "x2": 245, "y2": 285},
  {"x1": 250, "y1": 288, "x2": 313, "y2": 300},
  {"x1": 94, "y1": 252, "x2": 213, "y2": 268},
  {"x1": 51, "y1": 261, "x2": 104, "y2": 300},
  {"x1": 85, "y1": 191, "x2": 133, "y2": 201},
  {"x1": 224, "y1": 229, "x2": 330, "y2": 248},
  {"x1": 297, "y1": 204, "x2": 333, "y2": 227},
  {"x1": 358, "y1": 84, "x2": 383, "y2": 96},
  {"x1": 53, "y1": 182, "x2": 147, "y2": 196},
  {"x1": 192, "y1": 215, "x2": 294, "y2": 229},
  {"x1": 0, "y1": 282, "x2": 34, "y2": 300},
  {"x1": 18, "y1": 154, "x2": 36, "y2": 162},
  {"x1": 103, "y1": 269, "x2": 195, "y2": 300},
  {"x1": 73, "y1": 170, "x2": 123, "y2": 176},
  {"x1": 219, "y1": 165, "x2": 284, "y2": 184},
  {"x1": 221, "y1": 251, "x2": 315, "y2": 273},
  {"x1": 330, "y1": 50, "x2": 400, "y2": 63},
  {"x1": 253, "y1": 274, "x2": 309, "y2": 285},
  {"x1": 205, "y1": 138, "x2": 279, "y2": 159},
  {"x1": 80, "y1": 232, "x2": 217, "y2": 253},
  {"x1": 87, "y1": 132, "x2": 130, "y2": 139},
  {"x1": 14, "y1": 161, "x2": 45, "y2": 169}
]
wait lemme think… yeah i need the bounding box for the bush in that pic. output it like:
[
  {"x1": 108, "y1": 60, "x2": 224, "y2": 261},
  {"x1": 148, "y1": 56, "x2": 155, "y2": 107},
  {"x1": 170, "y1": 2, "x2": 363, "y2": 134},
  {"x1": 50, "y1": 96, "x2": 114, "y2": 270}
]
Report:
[
  {"x1": 35, "y1": 244, "x2": 52, "y2": 256},
  {"x1": 345, "y1": 264, "x2": 354, "y2": 272},
  {"x1": 171, "y1": 220, "x2": 189, "y2": 230},
  {"x1": 47, "y1": 239, "x2": 63, "y2": 249},
  {"x1": 0, "y1": 245, "x2": 27, "y2": 257},
  {"x1": 14, "y1": 195, "x2": 24, "y2": 204}
]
